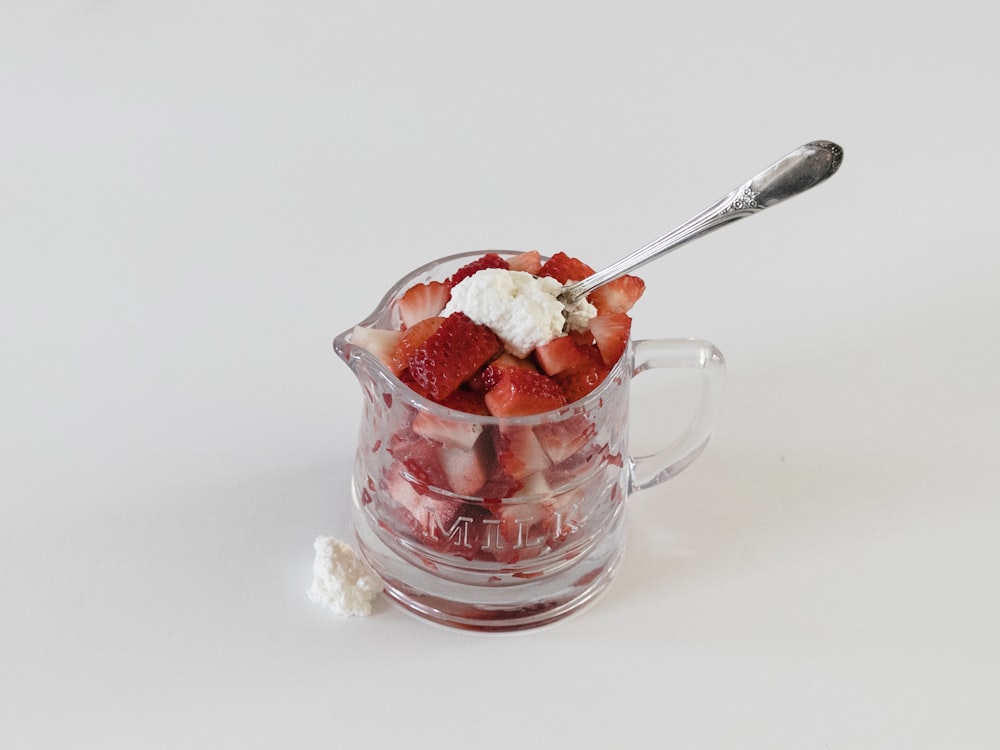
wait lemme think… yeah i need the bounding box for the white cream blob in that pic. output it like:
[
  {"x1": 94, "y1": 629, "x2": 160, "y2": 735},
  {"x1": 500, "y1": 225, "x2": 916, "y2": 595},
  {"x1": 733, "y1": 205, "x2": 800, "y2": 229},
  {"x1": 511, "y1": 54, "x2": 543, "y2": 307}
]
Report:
[
  {"x1": 307, "y1": 537, "x2": 381, "y2": 617},
  {"x1": 442, "y1": 268, "x2": 596, "y2": 358}
]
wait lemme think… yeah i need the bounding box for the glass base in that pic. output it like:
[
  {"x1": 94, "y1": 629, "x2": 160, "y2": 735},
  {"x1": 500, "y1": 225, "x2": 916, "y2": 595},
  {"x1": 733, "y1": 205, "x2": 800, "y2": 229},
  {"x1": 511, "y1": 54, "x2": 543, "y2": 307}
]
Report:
[{"x1": 353, "y1": 501, "x2": 626, "y2": 633}]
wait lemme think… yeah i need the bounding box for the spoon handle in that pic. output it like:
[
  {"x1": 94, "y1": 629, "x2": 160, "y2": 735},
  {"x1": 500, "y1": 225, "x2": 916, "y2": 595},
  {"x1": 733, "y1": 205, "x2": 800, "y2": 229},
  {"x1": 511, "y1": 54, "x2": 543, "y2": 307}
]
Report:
[{"x1": 561, "y1": 140, "x2": 844, "y2": 303}]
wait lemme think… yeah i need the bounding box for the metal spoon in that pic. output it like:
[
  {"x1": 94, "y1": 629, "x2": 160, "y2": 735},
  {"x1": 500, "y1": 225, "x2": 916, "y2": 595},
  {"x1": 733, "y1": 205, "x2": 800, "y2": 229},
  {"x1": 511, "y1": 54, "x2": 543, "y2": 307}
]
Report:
[{"x1": 559, "y1": 140, "x2": 844, "y2": 306}]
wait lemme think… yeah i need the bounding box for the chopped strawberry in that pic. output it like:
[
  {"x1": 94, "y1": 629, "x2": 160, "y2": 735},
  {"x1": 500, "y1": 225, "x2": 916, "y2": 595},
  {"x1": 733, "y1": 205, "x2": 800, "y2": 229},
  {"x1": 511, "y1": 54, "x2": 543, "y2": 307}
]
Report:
[
  {"x1": 485, "y1": 497, "x2": 554, "y2": 563},
  {"x1": 544, "y1": 440, "x2": 613, "y2": 488},
  {"x1": 554, "y1": 345, "x2": 609, "y2": 402},
  {"x1": 533, "y1": 414, "x2": 597, "y2": 464},
  {"x1": 478, "y1": 469, "x2": 524, "y2": 501},
  {"x1": 398, "y1": 368, "x2": 433, "y2": 400},
  {"x1": 534, "y1": 335, "x2": 589, "y2": 376},
  {"x1": 568, "y1": 327, "x2": 595, "y2": 347},
  {"x1": 484, "y1": 367, "x2": 568, "y2": 417},
  {"x1": 589, "y1": 312, "x2": 631, "y2": 366},
  {"x1": 391, "y1": 316, "x2": 445, "y2": 374},
  {"x1": 350, "y1": 325, "x2": 404, "y2": 374},
  {"x1": 537, "y1": 252, "x2": 595, "y2": 284},
  {"x1": 437, "y1": 387, "x2": 490, "y2": 416},
  {"x1": 587, "y1": 275, "x2": 645, "y2": 315},
  {"x1": 408, "y1": 313, "x2": 501, "y2": 401},
  {"x1": 388, "y1": 433, "x2": 449, "y2": 489},
  {"x1": 386, "y1": 469, "x2": 463, "y2": 542},
  {"x1": 539, "y1": 486, "x2": 588, "y2": 544},
  {"x1": 447, "y1": 253, "x2": 510, "y2": 289},
  {"x1": 413, "y1": 398, "x2": 485, "y2": 450},
  {"x1": 397, "y1": 281, "x2": 450, "y2": 329},
  {"x1": 437, "y1": 444, "x2": 487, "y2": 496},
  {"x1": 473, "y1": 353, "x2": 536, "y2": 392},
  {"x1": 506, "y1": 250, "x2": 543, "y2": 274},
  {"x1": 492, "y1": 425, "x2": 552, "y2": 480}
]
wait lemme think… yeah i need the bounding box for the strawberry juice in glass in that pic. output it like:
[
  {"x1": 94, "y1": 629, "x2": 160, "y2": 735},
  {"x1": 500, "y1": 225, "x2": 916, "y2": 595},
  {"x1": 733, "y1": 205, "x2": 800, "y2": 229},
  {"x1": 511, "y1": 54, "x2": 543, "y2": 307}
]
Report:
[{"x1": 333, "y1": 251, "x2": 725, "y2": 631}]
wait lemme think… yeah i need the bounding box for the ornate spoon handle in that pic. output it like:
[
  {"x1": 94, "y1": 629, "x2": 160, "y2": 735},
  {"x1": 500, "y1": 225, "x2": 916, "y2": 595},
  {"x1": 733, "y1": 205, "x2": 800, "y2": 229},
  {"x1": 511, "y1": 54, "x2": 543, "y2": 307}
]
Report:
[{"x1": 560, "y1": 140, "x2": 844, "y2": 304}]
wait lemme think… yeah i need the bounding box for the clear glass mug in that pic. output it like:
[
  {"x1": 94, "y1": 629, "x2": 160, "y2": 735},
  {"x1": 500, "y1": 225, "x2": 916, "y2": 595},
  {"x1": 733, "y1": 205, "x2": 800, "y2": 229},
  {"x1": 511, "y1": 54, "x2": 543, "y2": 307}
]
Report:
[{"x1": 333, "y1": 251, "x2": 725, "y2": 632}]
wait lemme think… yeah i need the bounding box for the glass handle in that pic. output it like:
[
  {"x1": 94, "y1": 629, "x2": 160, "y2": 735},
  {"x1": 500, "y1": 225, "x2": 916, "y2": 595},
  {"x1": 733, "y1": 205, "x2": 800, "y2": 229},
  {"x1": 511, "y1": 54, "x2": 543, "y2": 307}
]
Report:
[{"x1": 628, "y1": 338, "x2": 726, "y2": 493}]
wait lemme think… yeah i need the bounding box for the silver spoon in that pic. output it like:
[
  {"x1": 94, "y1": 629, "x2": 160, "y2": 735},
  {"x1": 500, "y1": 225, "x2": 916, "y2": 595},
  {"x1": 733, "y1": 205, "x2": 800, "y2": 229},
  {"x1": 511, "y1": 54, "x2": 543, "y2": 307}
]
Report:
[{"x1": 559, "y1": 140, "x2": 844, "y2": 306}]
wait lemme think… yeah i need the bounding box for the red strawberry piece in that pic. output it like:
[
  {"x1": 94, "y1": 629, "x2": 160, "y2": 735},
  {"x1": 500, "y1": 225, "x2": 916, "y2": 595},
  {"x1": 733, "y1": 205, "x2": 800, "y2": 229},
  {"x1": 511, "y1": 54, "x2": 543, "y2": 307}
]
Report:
[
  {"x1": 436, "y1": 387, "x2": 490, "y2": 416},
  {"x1": 492, "y1": 424, "x2": 553, "y2": 480},
  {"x1": 391, "y1": 316, "x2": 445, "y2": 374},
  {"x1": 540, "y1": 485, "x2": 588, "y2": 544},
  {"x1": 533, "y1": 414, "x2": 597, "y2": 464},
  {"x1": 473, "y1": 353, "x2": 537, "y2": 392},
  {"x1": 350, "y1": 325, "x2": 404, "y2": 374},
  {"x1": 446, "y1": 253, "x2": 510, "y2": 289},
  {"x1": 568, "y1": 328, "x2": 595, "y2": 347},
  {"x1": 388, "y1": 432, "x2": 449, "y2": 489},
  {"x1": 484, "y1": 366, "x2": 568, "y2": 417},
  {"x1": 436, "y1": 444, "x2": 487, "y2": 496},
  {"x1": 386, "y1": 469, "x2": 464, "y2": 546},
  {"x1": 478, "y1": 471, "x2": 524, "y2": 501},
  {"x1": 544, "y1": 440, "x2": 612, "y2": 489},
  {"x1": 399, "y1": 368, "x2": 433, "y2": 400},
  {"x1": 485, "y1": 496, "x2": 554, "y2": 563},
  {"x1": 397, "y1": 281, "x2": 450, "y2": 329},
  {"x1": 587, "y1": 275, "x2": 646, "y2": 315},
  {"x1": 554, "y1": 345, "x2": 609, "y2": 402},
  {"x1": 506, "y1": 250, "x2": 543, "y2": 274},
  {"x1": 534, "y1": 335, "x2": 590, "y2": 376},
  {"x1": 477, "y1": 431, "x2": 525, "y2": 500},
  {"x1": 407, "y1": 313, "x2": 501, "y2": 401},
  {"x1": 537, "y1": 252, "x2": 596, "y2": 284},
  {"x1": 589, "y1": 312, "x2": 631, "y2": 366},
  {"x1": 412, "y1": 402, "x2": 485, "y2": 450}
]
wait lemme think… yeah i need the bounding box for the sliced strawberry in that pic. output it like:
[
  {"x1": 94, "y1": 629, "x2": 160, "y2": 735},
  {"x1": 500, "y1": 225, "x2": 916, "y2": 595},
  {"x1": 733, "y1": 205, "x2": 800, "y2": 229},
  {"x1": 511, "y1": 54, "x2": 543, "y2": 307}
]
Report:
[
  {"x1": 412, "y1": 399, "x2": 485, "y2": 450},
  {"x1": 540, "y1": 486, "x2": 588, "y2": 545},
  {"x1": 437, "y1": 387, "x2": 490, "y2": 416},
  {"x1": 484, "y1": 367, "x2": 568, "y2": 417},
  {"x1": 478, "y1": 469, "x2": 524, "y2": 501},
  {"x1": 537, "y1": 252, "x2": 596, "y2": 284},
  {"x1": 534, "y1": 335, "x2": 590, "y2": 376},
  {"x1": 446, "y1": 253, "x2": 510, "y2": 289},
  {"x1": 437, "y1": 444, "x2": 487, "y2": 496},
  {"x1": 544, "y1": 440, "x2": 612, "y2": 489},
  {"x1": 588, "y1": 275, "x2": 645, "y2": 315},
  {"x1": 553, "y1": 345, "x2": 608, "y2": 402},
  {"x1": 350, "y1": 326, "x2": 404, "y2": 374},
  {"x1": 492, "y1": 426, "x2": 552, "y2": 489},
  {"x1": 388, "y1": 432, "x2": 448, "y2": 488},
  {"x1": 485, "y1": 497, "x2": 554, "y2": 563},
  {"x1": 590, "y1": 312, "x2": 631, "y2": 366},
  {"x1": 386, "y1": 469, "x2": 463, "y2": 544},
  {"x1": 533, "y1": 414, "x2": 597, "y2": 464},
  {"x1": 506, "y1": 250, "x2": 543, "y2": 274},
  {"x1": 407, "y1": 313, "x2": 501, "y2": 401},
  {"x1": 390, "y1": 316, "x2": 445, "y2": 374},
  {"x1": 397, "y1": 281, "x2": 450, "y2": 329},
  {"x1": 514, "y1": 468, "x2": 554, "y2": 499},
  {"x1": 399, "y1": 368, "x2": 433, "y2": 400},
  {"x1": 473, "y1": 353, "x2": 536, "y2": 392}
]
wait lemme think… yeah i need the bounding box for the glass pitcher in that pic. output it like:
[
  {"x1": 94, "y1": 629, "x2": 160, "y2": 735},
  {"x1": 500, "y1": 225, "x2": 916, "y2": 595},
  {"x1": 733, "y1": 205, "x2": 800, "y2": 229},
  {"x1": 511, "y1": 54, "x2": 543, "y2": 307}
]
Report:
[{"x1": 333, "y1": 251, "x2": 725, "y2": 632}]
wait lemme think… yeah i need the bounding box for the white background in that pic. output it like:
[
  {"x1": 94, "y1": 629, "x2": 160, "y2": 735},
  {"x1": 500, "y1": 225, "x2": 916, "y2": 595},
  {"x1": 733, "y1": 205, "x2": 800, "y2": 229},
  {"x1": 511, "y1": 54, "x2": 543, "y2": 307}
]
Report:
[{"x1": 3, "y1": 1, "x2": 998, "y2": 747}]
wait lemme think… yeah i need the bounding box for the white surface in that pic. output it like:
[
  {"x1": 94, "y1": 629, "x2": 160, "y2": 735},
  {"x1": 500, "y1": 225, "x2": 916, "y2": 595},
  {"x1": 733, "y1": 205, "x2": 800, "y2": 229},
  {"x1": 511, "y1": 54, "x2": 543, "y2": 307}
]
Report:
[{"x1": 2, "y1": 1, "x2": 998, "y2": 747}]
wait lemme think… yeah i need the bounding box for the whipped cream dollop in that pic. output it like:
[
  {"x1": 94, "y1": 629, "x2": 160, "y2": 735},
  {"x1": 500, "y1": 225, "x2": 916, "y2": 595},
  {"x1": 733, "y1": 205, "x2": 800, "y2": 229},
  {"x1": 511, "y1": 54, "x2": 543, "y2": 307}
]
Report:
[
  {"x1": 441, "y1": 268, "x2": 596, "y2": 358},
  {"x1": 307, "y1": 536, "x2": 381, "y2": 617}
]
